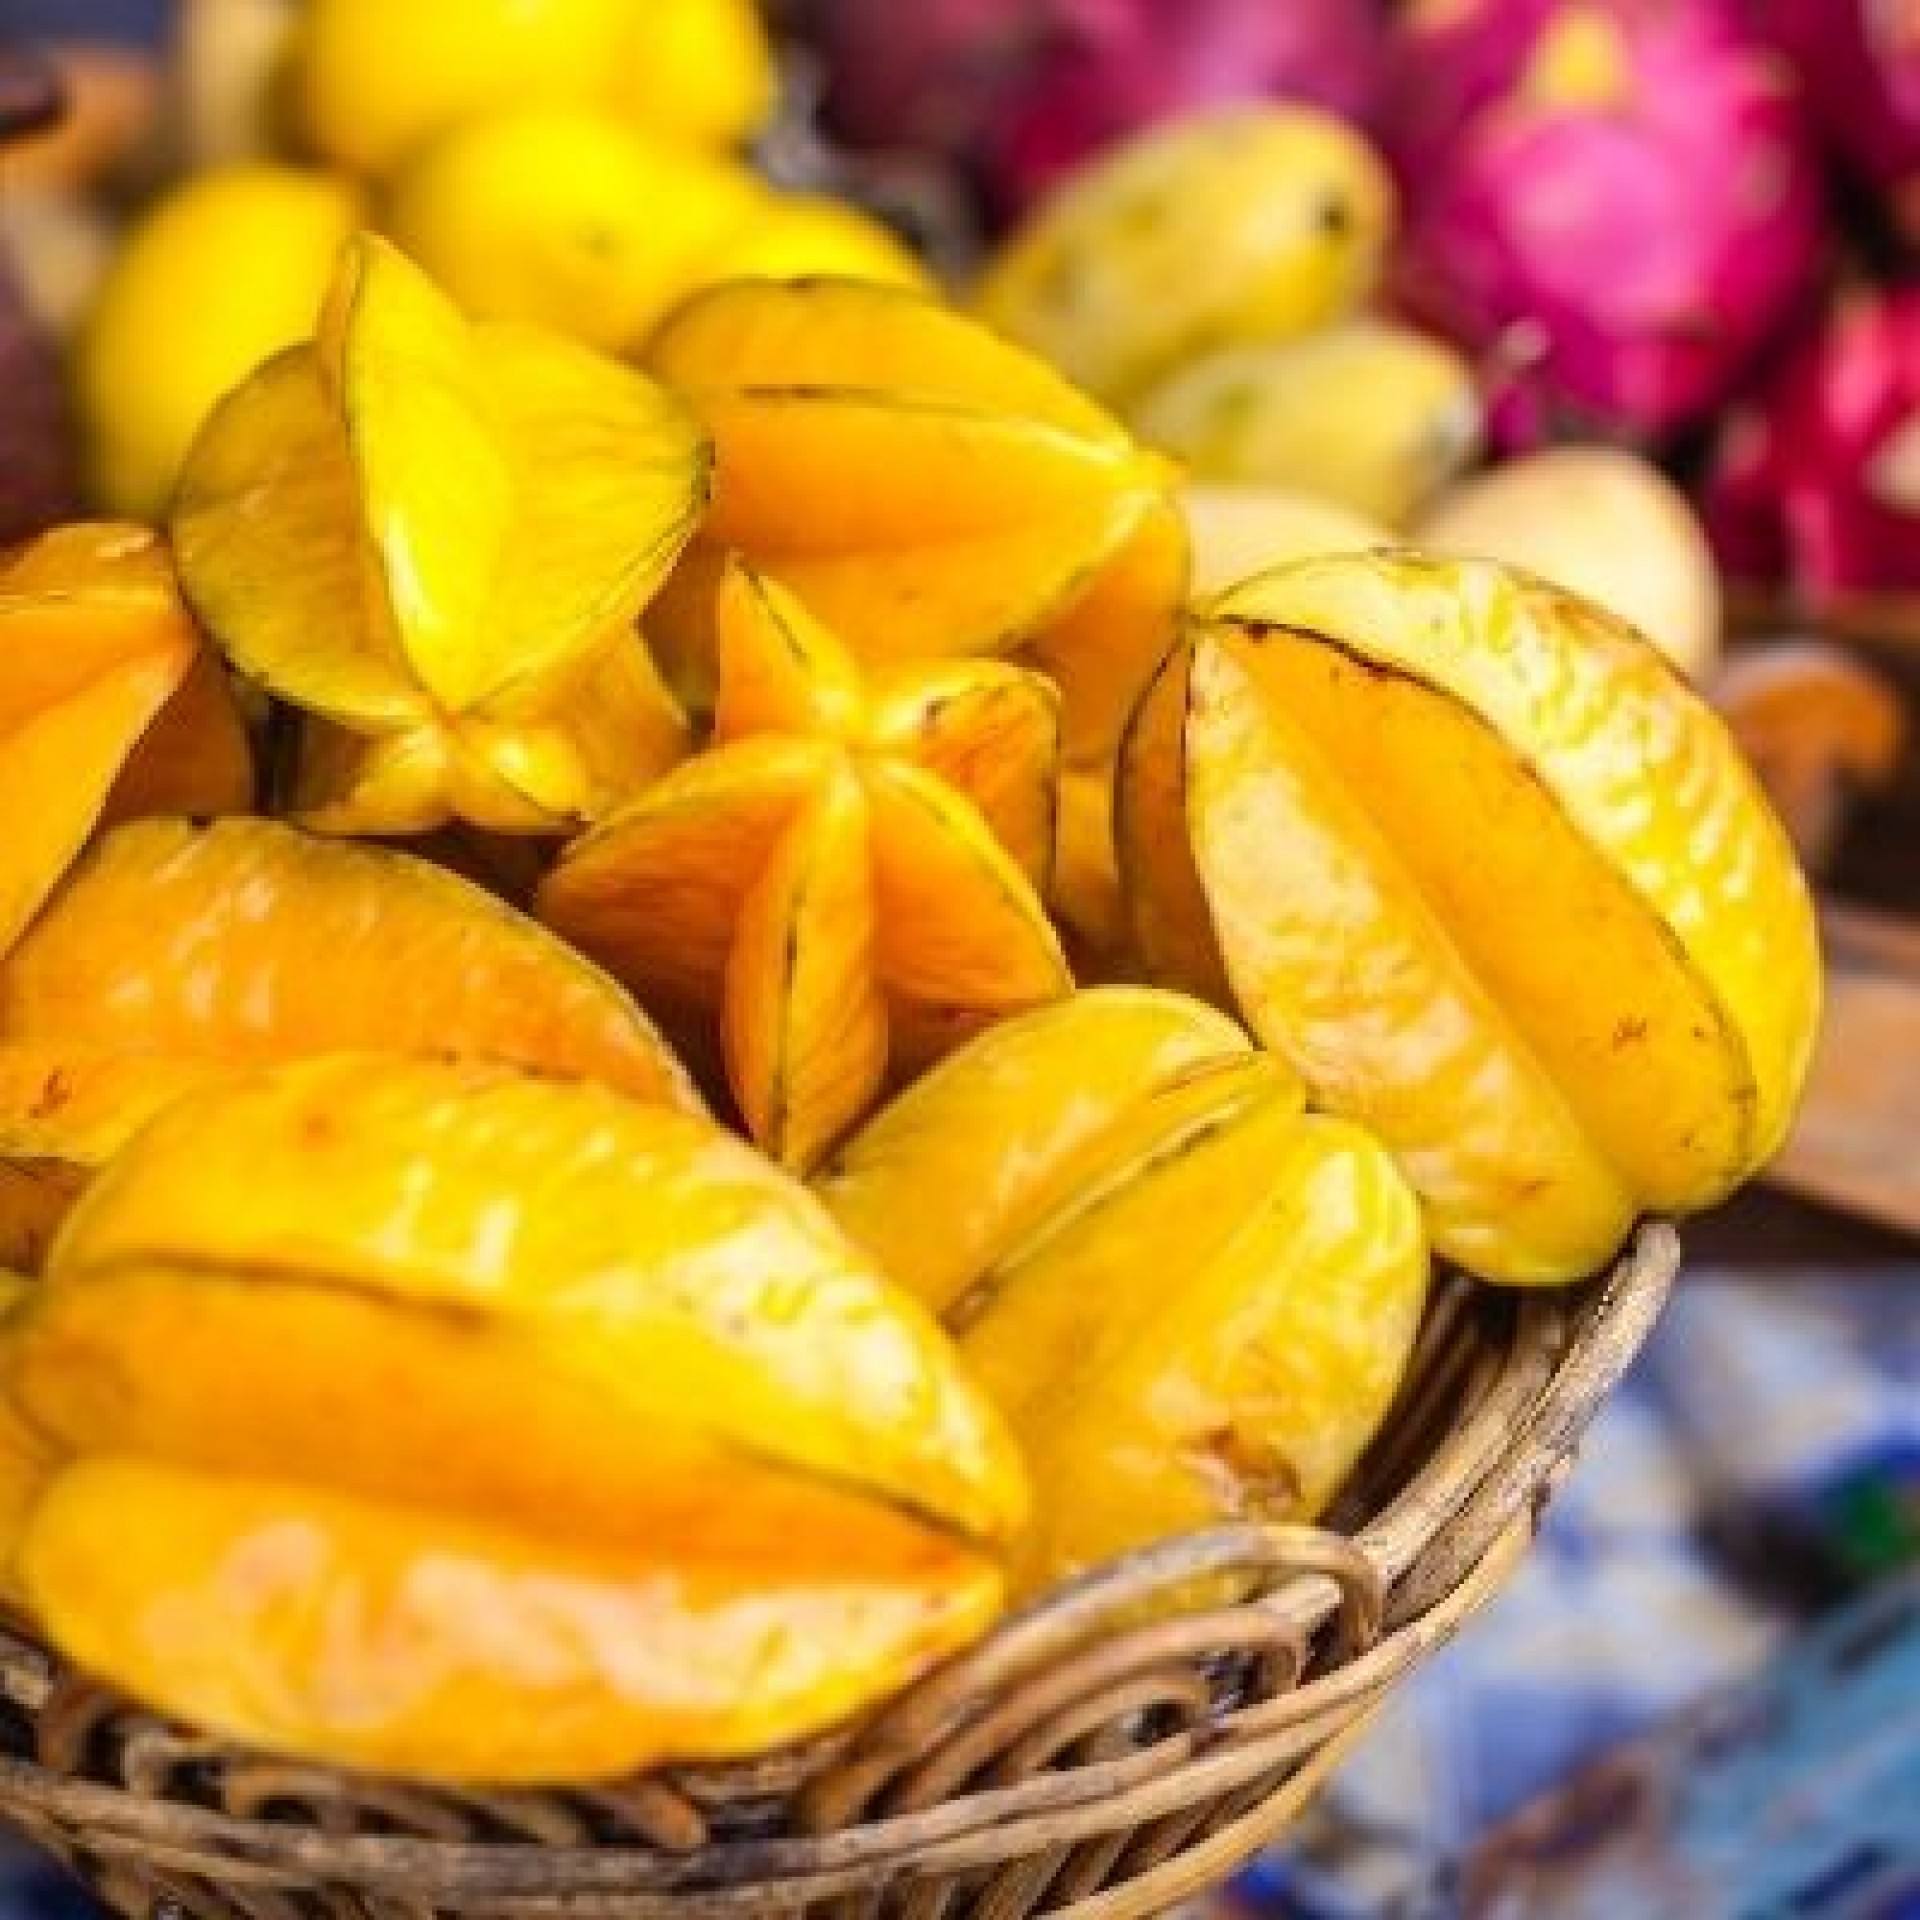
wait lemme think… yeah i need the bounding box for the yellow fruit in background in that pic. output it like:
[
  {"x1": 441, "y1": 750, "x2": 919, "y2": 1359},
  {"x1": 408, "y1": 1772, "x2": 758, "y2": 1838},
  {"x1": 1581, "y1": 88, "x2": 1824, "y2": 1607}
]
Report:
[
  {"x1": 1128, "y1": 320, "x2": 1482, "y2": 526},
  {"x1": 978, "y1": 108, "x2": 1394, "y2": 406},
  {"x1": 289, "y1": 0, "x2": 634, "y2": 176},
  {"x1": 74, "y1": 164, "x2": 361, "y2": 520},
  {"x1": 613, "y1": 0, "x2": 776, "y2": 149},
  {"x1": 386, "y1": 109, "x2": 765, "y2": 353},
  {"x1": 1183, "y1": 486, "x2": 1390, "y2": 598},
  {"x1": 1118, "y1": 552, "x2": 1821, "y2": 1286},
  {"x1": 704, "y1": 196, "x2": 934, "y2": 292}
]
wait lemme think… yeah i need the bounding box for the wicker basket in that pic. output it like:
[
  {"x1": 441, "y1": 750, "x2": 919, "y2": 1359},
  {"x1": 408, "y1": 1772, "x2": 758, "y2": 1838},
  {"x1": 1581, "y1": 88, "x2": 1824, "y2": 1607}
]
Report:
[{"x1": 0, "y1": 1225, "x2": 1678, "y2": 1920}]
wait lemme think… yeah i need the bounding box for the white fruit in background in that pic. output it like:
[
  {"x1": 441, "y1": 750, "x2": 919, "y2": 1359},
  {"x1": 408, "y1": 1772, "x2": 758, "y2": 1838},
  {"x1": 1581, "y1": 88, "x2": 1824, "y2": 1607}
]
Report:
[{"x1": 1416, "y1": 448, "x2": 1722, "y2": 681}]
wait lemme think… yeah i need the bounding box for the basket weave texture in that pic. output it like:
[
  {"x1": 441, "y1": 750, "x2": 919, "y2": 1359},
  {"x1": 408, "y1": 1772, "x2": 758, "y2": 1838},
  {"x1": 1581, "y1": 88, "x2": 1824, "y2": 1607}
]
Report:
[{"x1": 0, "y1": 1225, "x2": 1679, "y2": 1920}]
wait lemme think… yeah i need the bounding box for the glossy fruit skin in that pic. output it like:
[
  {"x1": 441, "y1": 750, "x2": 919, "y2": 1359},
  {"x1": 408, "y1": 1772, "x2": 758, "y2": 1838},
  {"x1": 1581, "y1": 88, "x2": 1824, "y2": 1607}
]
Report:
[
  {"x1": 1126, "y1": 318, "x2": 1481, "y2": 525},
  {"x1": 978, "y1": 106, "x2": 1395, "y2": 407},
  {"x1": 1388, "y1": 0, "x2": 1826, "y2": 445},
  {"x1": 0, "y1": 522, "x2": 251, "y2": 960},
  {"x1": 6, "y1": 1057, "x2": 1018, "y2": 1781},
  {"x1": 0, "y1": 816, "x2": 699, "y2": 1167},
  {"x1": 647, "y1": 277, "x2": 1169, "y2": 665},
  {"x1": 174, "y1": 235, "x2": 704, "y2": 836},
  {"x1": 1704, "y1": 287, "x2": 1920, "y2": 608},
  {"x1": 818, "y1": 989, "x2": 1428, "y2": 1588},
  {"x1": 541, "y1": 564, "x2": 1070, "y2": 1170},
  {"x1": 1118, "y1": 551, "x2": 1820, "y2": 1286},
  {"x1": 75, "y1": 165, "x2": 363, "y2": 520}
]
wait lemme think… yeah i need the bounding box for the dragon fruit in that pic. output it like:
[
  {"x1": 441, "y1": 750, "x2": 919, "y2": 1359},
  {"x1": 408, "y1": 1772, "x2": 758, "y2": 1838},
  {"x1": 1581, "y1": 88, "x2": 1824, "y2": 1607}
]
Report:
[
  {"x1": 813, "y1": 0, "x2": 1386, "y2": 217},
  {"x1": 1748, "y1": 0, "x2": 1920, "y2": 239},
  {"x1": 1387, "y1": 0, "x2": 1827, "y2": 446},
  {"x1": 1705, "y1": 285, "x2": 1920, "y2": 607}
]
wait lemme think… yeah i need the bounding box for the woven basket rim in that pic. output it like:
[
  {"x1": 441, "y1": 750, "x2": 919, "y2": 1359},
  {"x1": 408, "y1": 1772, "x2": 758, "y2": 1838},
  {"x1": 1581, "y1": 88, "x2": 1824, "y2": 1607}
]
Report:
[{"x1": 0, "y1": 1225, "x2": 1680, "y2": 1912}]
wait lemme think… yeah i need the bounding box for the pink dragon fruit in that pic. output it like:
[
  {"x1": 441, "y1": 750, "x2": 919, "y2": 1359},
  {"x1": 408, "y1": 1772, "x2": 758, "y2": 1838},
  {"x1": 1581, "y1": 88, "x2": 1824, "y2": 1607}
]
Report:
[
  {"x1": 1749, "y1": 0, "x2": 1920, "y2": 240},
  {"x1": 1705, "y1": 284, "x2": 1920, "y2": 606},
  {"x1": 1387, "y1": 0, "x2": 1828, "y2": 446},
  {"x1": 813, "y1": 0, "x2": 1386, "y2": 218}
]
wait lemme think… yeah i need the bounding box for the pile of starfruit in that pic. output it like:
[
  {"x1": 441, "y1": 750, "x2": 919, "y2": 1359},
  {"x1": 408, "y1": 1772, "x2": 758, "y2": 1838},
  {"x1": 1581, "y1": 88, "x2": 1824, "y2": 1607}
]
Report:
[{"x1": 0, "y1": 233, "x2": 1820, "y2": 1788}]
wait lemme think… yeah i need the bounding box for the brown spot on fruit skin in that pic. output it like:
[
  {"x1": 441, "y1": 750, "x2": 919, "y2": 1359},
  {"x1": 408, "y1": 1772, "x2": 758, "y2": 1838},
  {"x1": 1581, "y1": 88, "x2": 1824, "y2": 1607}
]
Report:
[{"x1": 1614, "y1": 1017, "x2": 1650, "y2": 1048}]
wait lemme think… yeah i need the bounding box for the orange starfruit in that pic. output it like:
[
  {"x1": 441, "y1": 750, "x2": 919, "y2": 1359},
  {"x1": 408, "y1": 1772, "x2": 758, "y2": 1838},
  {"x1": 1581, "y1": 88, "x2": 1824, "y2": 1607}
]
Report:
[{"x1": 542, "y1": 564, "x2": 1073, "y2": 1169}]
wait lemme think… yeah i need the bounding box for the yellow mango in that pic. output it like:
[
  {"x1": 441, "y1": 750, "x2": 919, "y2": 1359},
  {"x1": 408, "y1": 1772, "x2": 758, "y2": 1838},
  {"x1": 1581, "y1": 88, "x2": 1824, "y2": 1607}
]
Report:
[
  {"x1": 1127, "y1": 320, "x2": 1481, "y2": 525},
  {"x1": 22, "y1": 1461, "x2": 1000, "y2": 1785},
  {"x1": 0, "y1": 523, "x2": 247, "y2": 957},
  {"x1": 978, "y1": 108, "x2": 1394, "y2": 406},
  {"x1": 11, "y1": 1058, "x2": 1020, "y2": 1781},
  {"x1": 542, "y1": 566, "x2": 1070, "y2": 1169},
  {"x1": 174, "y1": 235, "x2": 703, "y2": 834},
  {"x1": 1118, "y1": 552, "x2": 1820, "y2": 1283},
  {"x1": 0, "y1": 816, "x2": 697, "y2": 1164},
  {"x1": 820, "y1": 992, "x2": 1423, "y2": 1589},
  {"x1": 646, "y1": 277, "x2": 1167, "y2": 661}
]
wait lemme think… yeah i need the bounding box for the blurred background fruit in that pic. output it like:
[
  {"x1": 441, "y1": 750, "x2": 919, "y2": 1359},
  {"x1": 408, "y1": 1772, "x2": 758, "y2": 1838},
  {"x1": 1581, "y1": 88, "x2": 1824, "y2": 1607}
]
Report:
[
  {"x1": 1706, "y1": 284, "x2": 1920, "y2": 617},
  {"x1": 1416, "y1": 446, "x2": 1722, "y2": 679},
  {"x1": 977, "y1": 106, "x2": 1394, "y2": 405},
  {"x1": 384, "y1": 108, "x2": 763, "y2": 352},
  {"x1": 74, "y1": 161, "x2": 360, "y2": 518},
  {"x1": 1128, "y1": 316, "x2": 1480, "y2": 524},
  {"x1": 1388, "y1": 0, "x2": 1827, "y2": 448},
  {"x1": 1749, "y1": 0, "x2": 1920, "y2": 245},
  {"x1": 812, "y1": 0, "x2": 1386, "y2": 219},
  {"x1": 169, "y1": 0, "x2": 294, "y2": 164}
]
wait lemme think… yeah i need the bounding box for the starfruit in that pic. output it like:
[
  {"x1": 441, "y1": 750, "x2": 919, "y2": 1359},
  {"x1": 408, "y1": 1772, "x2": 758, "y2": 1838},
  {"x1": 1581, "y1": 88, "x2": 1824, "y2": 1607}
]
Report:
[
  {"x1": 0, "y1": 522, "x2": 251, "y2": 959},
  {"x1": 8, "y1": 1057, "x2": 1021, "y2": 1781},
  {"x1": 542, "y1": 563, "x2": 1071, "y2": 1170},
  {"x1": 1118, "y1": 552, "x2": 1822, "y2": 1285},
  {"x1": 819, "y1": 989, "x2": 1428, "y2": 1588},
  {"x1": 0, "y1": 816, "x2": 697, "y2": 1168},
  {"x1": 644, "y1": 276, "x2": 1171, "y2": 665},
  {"x1": 977, "y1": 107, "x2": 1395, "y2": 407},
  {"x1": 173, "y1": 233, "x2": 704, "y2": 836}
]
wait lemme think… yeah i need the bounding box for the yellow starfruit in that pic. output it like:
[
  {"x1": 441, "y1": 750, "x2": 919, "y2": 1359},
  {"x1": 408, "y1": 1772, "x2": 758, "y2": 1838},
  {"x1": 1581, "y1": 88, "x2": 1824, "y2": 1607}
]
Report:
[
  {"x1": 644, "y1": 276, "x2": 1171, "y2": 664},
  {"x1": 0, "y1": 815, "x2": 699, "y2": 1167},
  {"x1": 0, "y1": 522, "x2": 251, "y2": 959},
  {"x1": 818, "y1": 989, "x2": 1428, "y2": 1589},
  {"x1": 541, "y1": 564, "x2": 1071, "y2": 1169},
  {"x1": 1118, "y1": 552, "x2": 1822, "y2": 1285},
  {"x1": 173, "y1": 234, "x2": 704, "y2": 836},
  {"x1": 9, "y1": 1056, "x2": 1020, "y2": 1781}
]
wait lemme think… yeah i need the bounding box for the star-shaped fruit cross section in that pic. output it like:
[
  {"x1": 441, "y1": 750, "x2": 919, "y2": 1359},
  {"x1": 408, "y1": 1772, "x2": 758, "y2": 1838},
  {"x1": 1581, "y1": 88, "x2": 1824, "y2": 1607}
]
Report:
[{"x1": 541, "y1": 563, "x2": 1073, "y2": 1169}]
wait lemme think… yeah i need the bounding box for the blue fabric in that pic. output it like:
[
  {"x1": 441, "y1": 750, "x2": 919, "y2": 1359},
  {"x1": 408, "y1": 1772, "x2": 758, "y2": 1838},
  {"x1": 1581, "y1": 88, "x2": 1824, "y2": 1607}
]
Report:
[{"x1": 1229, "y1": 1263, "x2": 1920, "y2": 1916}]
